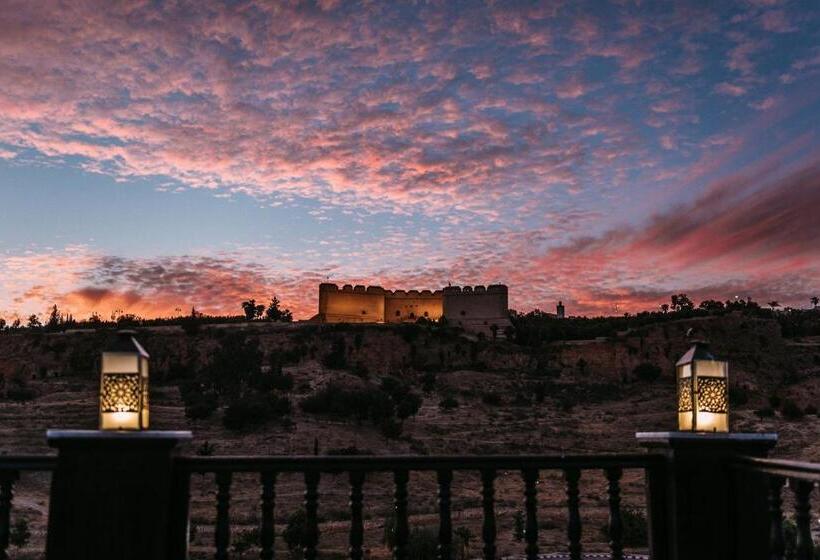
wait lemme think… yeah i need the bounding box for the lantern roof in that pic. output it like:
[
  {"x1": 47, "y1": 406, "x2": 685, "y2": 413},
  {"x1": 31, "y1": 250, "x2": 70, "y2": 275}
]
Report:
[
  {"x1": 676, "y1": 341, "x2": 721, "y2": 366},
  {"x1": 104, "y1": 330, "x2": 149, "y2": 358}
]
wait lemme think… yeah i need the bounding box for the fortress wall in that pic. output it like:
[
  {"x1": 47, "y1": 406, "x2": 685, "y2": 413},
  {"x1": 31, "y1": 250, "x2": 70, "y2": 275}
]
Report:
[
  {"x1": 384, "y1": 290, "x2": 443, "y2": 323},
  {"x1": 442, "y1": 285, "x2": 510, "y2": 333},
  {"x1": 318, "y1": 283, "x2": 385, "y2": 323}
]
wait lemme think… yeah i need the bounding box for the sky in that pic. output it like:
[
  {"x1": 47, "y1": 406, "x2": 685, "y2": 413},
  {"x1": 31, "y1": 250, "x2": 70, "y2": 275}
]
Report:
[{"x1": 0, "y1": 0, "x2": 818, "y2": 321}]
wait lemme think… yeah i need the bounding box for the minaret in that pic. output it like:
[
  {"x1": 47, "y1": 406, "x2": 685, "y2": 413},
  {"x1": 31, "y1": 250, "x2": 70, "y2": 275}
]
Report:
[{"x1": 557, "y1": 300, "x2": 565, "y2": 319}]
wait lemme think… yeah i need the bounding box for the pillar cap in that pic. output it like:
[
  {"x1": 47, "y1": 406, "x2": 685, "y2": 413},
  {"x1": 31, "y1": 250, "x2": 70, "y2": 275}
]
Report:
[
  {"x1": 47, "y1": 429, "x2": 192, "y2": 444},
  {"x1": 636, "y1": 431, "x2": 777, "y2": 443}
]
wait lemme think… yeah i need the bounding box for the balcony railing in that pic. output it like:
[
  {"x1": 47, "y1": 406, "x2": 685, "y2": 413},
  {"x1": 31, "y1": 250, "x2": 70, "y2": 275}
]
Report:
[
  {"x1": 734, "y1": 457, "x2": 820, "y2": 560},
  {"x1": 173, "y1": 454, "x2": 664, "y2": 560},
  {"x1": 0, "y1": 455, "x2": 56, "y2": 559},
  {"x1": 1, "y1": 432, "x2": 817, "y2": 560}
]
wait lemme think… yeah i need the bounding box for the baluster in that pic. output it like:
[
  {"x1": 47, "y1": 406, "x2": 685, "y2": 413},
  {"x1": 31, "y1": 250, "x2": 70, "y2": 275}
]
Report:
[
  {"x1": 349, "y1": 471, "x2": 365, "y2": 560},
  {"x1": 768, "y1": 476, "x2": 785, "y2": 560},
  {"x1": 437, "y1": 469, "x2": 453, "y2": 560},
  {"x1": 605, "y1": 467, "x2": 623, "y2": 560},
  {"x1": 215, "y1": 471, "x2": 232, "y2": 560},
  {"x1": 0, "y1": 472, "x2": 17, "y2": 560},
  {"x1": 481, "y1": 469, "x2": 496, "y2": 560},
  {"x1": 260, "y1": 471, "x2": 277, "y2": 560},
  {"x1": 565, "y1": 468, "x2": 582, "y2": 560},
  {"x1": 304, "y1": 471, "x2": 321, "y2": 560},
  {"x1": 393, "y1": 470, "x2": 409, "y2": 560},
  {"x1": 523, "y1": 469, "x2": 539, "y2": 560},
  {"x1": 791, "y1": 479, "x2": 814, "y2": 560}
]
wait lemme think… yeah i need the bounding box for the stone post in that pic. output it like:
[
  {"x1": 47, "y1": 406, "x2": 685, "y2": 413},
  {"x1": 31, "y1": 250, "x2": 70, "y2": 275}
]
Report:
[
  {"x1": 45, "y1": 429, "x2": 191, "y2": 560},
  {"x1": 637, "y1": 431, "x2": 778, "y2": 560}
]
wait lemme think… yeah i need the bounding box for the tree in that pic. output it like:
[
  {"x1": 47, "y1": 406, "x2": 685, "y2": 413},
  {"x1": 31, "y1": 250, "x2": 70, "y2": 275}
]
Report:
[
  {"x1": 811, "y1": 296, "x2": 819, "y2": 309},
  {"x1": 26, "y1": 314, "x2": 41, "y2": 329},
  {"x1": 46, "y1": 304, "x2": 61, "y2": 330},
  {"x1": 767, "y1": 301, "x2": 780, "y2": 311},
  {"x1": 660, "y1": 303, "x2": 670, "y2": 314},
  {"x1": 0, "y1": 317, "x2": 6, "y2": 330},
  {"x1": 698, "y1": 299, "x2": 725, "y2": 312},
  {"x1": 265, "y1": 296, "x2": 293, "y2": 322},
  {"x1": 671, "y1": 294, "x2": 693, "y2": 311},
  {"x1": 241, "y1": 299, "x2": 264, "y2": 321}
]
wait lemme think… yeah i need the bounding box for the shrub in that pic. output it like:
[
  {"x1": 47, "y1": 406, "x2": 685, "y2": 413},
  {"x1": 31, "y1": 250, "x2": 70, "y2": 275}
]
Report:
[
  {"x1": 768, "y1": 394, "x2": 782, "y2": 409},
  {"x1": 253, "y1": 372, "x2": 295, "y2": 393},
  {"x1": 185, "y1": 392, "x2": 218, "y2": 420},
  {"x1": 633, "y1": 362, "x2": 662, "y2": 382},
  {"x1": 379, "y1": 417, "x2": 403, "y2": 439},
  {"x1": 781, "y1": 399, "x2": 804, "y2": 421},
  {"x1": 728, "y1": 385, "x2": 749, "y2": 407},
  {"x1": 396, "y1": 392, "x2": 423, "y2": 420},
  {"x1": 482, "y1": 391, "x2": 502, "y2": 406},
  {"x1": 513, "y1": 510, "x2": 524, "y2": 541},
  {"x1": 384, "y1": 517, "x2": 438, "y2": 560},
  {"x1": 282, "y1": 510, "x2": 318, "y2": 554},
  {"x1": 223, "y1": 393, "x2": 291, "y2": 431},
  {"x1": 439, "y1": 395, "x2": 459, "y2": 411},
  {"x1": 421, "y1": 372, "x2": 437, "y2": 393},
  {"x1": 196, "y1": 441, "x2": 216, "y2": 456},
  {"x1": 232, "y1": 527, "x2": 260, "y2": 554},
  {"x1": 600, "y1": 508, "x2": 647, "y2": 547},
  {"x1": 755, "y1": 407, "x2": 775, "y2": 418},
  {"x1": 323, "y1": 337, "x2": 348, "y2": 369},
  {"x1": 9, "y1": 518, "x2": 30, "y2": 548},
  {"x1": 805, "y1": 404, "x2": 818, "y2": 416}
]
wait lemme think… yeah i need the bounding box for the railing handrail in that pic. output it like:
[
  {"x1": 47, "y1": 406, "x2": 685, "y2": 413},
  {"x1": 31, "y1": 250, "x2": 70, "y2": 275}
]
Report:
[
  {"x1": 733, "y1": 455, "x2": 820, "y2": 481},
  {"x1": 0, "y1": 455, "x2": 58, "y2": 471},
  {"x1": 176, "y1": 452, "x2": 662, "y2": 473}
]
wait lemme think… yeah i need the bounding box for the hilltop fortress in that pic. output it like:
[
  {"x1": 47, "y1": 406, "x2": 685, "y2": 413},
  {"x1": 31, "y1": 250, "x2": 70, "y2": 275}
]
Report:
[{"x1": 316, "y1": 283, "x2": 510, "y2": 335}]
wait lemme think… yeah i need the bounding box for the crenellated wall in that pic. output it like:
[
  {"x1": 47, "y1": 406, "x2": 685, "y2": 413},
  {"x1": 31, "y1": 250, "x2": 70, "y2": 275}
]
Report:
[
  {"x1": 442, "y1": 285, "x2": 510, "y2": 333},
  {"x1": 317, "y1": 283, "x2": 509, "y2": 334},
  {"x1": 318, "y1": 283, "x2": 385, "y2": 323}
]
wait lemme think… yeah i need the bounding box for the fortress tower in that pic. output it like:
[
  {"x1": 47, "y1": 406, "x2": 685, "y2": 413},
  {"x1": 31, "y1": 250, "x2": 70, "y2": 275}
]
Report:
[{"x1": 316, "y1": 283, "x2": 510, "y2": 335}]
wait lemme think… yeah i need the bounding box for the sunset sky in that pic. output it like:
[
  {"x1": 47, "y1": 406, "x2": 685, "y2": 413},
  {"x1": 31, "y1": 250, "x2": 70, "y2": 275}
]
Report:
[{"x1": 1, "y1": 0, "x2": 818, "y2": 321}]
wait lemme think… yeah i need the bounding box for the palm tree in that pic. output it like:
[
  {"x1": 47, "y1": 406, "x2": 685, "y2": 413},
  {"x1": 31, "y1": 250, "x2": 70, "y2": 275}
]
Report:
[{"x1": 811, "y1": 296, "x2": 819, "y2": 309}]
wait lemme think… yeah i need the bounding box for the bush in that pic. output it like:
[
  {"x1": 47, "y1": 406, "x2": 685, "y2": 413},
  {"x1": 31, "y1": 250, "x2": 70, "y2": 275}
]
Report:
[
  {"x1": 282, "y1": 510, "x2": 320, "y2": 554},
  {"x1": 755, "y1": 407, "x2": 775, "y2": 418},
  {"x1": 805, "y1": 404, "x2": 818, "y2": 416},
  {"x1": 185, "y1": 392, "x2": 218, "y2": 420},
  {"x1": 384, "y1": 516, "x2": 438, "y2": 560},
  {"x1": 233, "y1": 527, "x2": 260, "y2": 554},
  {"x1": 300, "y1": 383, "x2": 394, "y2": 423},
  {"x1": 421, "y1": 372, "x2": 437, "y2": 393},
  {"x1": 781, "y1": 399, "x2": 804, "y2": 421},
  {"x1": 253, "y1": 372, "x2": 295, "y2": 393},
  {"x1": 482, "y1": 391, "x2": 502, "y2": 406},
  {"x1": 600, "y1": 507, "x2": 647, "y2": 547},
  {"x1": 223, "y1": 393, "x2": 292, "y2": 431},
  {"x1": 633, "y1": 362, "x2": 662, "y2": 382},
  {"x1": 768, "y1": 394, "x2": 782, "y2": 409},
  {"x1": 439, "y1": 396, "x2": 459, "y2": 411},
  {"x1": 9, "y1": 518, "x2": 30, "y2": 548},
  {"x1": 323, "y1": 337, "x2": 348, "y2": 369},
  {"x1": 728, "y1": 385, "x2": 749, "y2": 407}
]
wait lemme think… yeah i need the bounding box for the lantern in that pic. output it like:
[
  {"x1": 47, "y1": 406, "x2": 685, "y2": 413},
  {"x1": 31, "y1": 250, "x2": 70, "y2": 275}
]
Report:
[
  {"x1": 676, "y1": 342, "x2": 728, "y2": 432},
  {"x1": 99, "y1": 330, "x2": 149, "y2": 430}
]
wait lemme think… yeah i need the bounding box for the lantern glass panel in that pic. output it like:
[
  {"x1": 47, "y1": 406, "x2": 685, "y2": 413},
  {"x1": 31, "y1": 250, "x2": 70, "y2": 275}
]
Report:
[
  {"x1": 677, "y1": 363, "x2": 694, "y2": 430},
  {"x1": 693, "y1": 358, "x2": 728, "y2": 432}
]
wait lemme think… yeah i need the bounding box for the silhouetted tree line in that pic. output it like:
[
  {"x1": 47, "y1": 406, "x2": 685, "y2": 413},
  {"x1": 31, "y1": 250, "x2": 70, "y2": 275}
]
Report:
[
  {"x1": 510, "y1": 294, "x2": 820, "y2": 346},
  {"x1": 0, "y1": 296, "x2": 294, "y2": 334}
]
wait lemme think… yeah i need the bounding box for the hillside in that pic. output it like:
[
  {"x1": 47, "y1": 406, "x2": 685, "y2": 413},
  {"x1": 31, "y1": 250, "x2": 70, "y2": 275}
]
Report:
[{"x1": 0, "y1": 315, "x2": 818, "y2": 558}]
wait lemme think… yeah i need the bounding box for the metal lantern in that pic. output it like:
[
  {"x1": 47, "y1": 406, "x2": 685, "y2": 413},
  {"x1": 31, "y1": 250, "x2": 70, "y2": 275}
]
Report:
[
  {"x1": 676, "y1": 342, "x2": 729, "y2": 432},
  {"x1": 99, "y1": 330, "x2": 149, "y2": 430}
]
